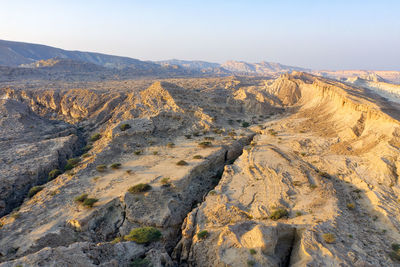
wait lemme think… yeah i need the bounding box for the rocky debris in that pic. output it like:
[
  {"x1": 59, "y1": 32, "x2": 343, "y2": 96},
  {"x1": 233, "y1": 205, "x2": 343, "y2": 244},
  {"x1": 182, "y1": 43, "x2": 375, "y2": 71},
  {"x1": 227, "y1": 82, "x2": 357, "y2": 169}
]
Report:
[{"x1": 0, "y1": 242, "x2": 145, "y2": 267}]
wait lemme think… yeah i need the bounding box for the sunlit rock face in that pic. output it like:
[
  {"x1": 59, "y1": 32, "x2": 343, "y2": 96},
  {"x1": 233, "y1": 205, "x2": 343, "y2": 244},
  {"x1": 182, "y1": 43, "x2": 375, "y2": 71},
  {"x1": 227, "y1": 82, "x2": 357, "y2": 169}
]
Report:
[{"x1": 1, "y1": 73, "x2": 400, "y2": 266}]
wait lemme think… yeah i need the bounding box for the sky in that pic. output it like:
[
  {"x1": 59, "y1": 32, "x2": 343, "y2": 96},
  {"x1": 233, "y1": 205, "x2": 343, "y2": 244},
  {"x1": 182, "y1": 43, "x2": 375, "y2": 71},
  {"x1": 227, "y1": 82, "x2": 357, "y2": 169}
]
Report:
[{"x1": 0, "y1": 0, "x2": 399, "y2": 70}]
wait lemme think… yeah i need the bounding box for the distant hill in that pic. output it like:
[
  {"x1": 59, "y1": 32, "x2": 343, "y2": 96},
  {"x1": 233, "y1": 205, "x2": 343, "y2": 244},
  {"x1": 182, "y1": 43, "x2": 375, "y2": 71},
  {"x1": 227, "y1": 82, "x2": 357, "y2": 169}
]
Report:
[
  {"x1": 157, "y1": 59, "x2": 309, "y2": 75},
  {"x1": 0, "y1": 39, "x2": 158, "y2": 69},
  {"x1": 221, "y1": 60, "x2": 310, "y2": 74},
  {"x1": 155, "y1": 59, "x2": 221, "y2": 70},
  {"x1": 312, "y1": 70, "x2": 400, "y2": 84}
]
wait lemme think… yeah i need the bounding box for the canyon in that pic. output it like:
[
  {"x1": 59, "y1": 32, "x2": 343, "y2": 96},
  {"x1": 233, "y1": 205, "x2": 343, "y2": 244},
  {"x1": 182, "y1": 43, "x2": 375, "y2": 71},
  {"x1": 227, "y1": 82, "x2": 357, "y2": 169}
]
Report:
[{"x1": 0, "y1": 70, "x2": 400, "y2": 266}]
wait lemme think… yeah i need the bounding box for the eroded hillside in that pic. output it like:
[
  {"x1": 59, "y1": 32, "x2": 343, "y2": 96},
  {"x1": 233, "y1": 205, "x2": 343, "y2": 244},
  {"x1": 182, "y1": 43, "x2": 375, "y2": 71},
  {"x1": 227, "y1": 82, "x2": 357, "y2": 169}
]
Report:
[{"x1": 1, "y1": 73, "x2": 400, "y2": 266}]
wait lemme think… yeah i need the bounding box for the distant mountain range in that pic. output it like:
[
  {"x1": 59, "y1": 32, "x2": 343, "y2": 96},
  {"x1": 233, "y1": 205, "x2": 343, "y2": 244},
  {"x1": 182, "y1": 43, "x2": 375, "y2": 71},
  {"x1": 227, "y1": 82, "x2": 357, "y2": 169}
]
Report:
[
  {"x1": 1, "y1": 39, "x2": 400, "y2": 83},
  {"x1": 0, "y1": 40, "x2": 309, "y2": 81}
]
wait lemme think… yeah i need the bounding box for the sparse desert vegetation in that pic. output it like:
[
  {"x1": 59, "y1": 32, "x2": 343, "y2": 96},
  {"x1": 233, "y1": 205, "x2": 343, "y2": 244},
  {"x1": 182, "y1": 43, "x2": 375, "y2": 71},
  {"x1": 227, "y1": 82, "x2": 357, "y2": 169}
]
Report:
[
  {"x1": 96, "y1": 164, "x2": 107, "y2": 172},
  {"x1": 90, "y1": 133, "x2": 101, "y2": 142},
  {"x1": 269, "y1": 208, "x2": 289, "y2": 220},
  {"x1": 48, "y1": 169, "x2": 62, "y2": 181},
  {"x1": 198, "y1": 141, "x2": 212, "y2": 148},
  {"x1": 125, "y1": 227, "x2": 162, "y2": 244},
  {"x1": 119, "y1": 123, "x2": 131, "y2": 131},
  {"x1": 74, "y1": 193, "x2": 98, "y2": 208},
  {"x1": 65, "y1": 158, "x2": 80, "y2": 171},
  {"x1": 110, "y1": 163, "x2": 121, "y2": 169},
  {"x1": 28, "y1": 186, "x2": 44, "y2": 198},
  {"x1": 176, "y1": 160, "x2": 188, "y2": 166},
  {"x1": 128, "y1": 183, "x2": 152, "y2": 194},
  {"x1": 322, "y1": 233, "x2": 336, "y2": 244},
  {"x1": 197, "y1": 230, "x2": 209, "y2": 239}
]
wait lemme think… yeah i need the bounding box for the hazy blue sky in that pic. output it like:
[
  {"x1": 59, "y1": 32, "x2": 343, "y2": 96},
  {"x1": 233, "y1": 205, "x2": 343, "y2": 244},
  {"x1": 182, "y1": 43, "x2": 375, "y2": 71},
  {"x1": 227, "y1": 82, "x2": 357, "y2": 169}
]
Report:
[{"x1": 1, "y1": 0, "x2": 399, "y2": 70}]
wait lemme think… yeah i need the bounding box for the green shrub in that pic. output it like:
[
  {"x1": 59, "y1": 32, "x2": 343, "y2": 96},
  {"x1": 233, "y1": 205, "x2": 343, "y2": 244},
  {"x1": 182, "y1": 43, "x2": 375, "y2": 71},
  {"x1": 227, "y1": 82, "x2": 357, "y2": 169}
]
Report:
[
  {"x1": 120, "y1": 124, "x2": 131, "y2": 131},
  {"x1": 110, "y1": 163, "x2": 121, "y2": 169},
  {"x1": 83, "y1": 198, "x2": 98, "y2": 208},
  {"x1": 176, "y1": 160, "x2": 188, "y2": 166},
  {"x1": 134, "y1": 150, "x2": 142, "y2": 155},
  {"x1": 198, "y1": 141, "x2": 212, "y2": 148},
  {"x1": 322, "y1": 233, "x2": 336, "y2": 243},
  {"x1": 269, "y1": 208, "x2": 289, "y2": 220},
  {"x1": 197, "y1": 230, "x2": 209, "y2": 239},
  {"x1": 213, "y1": 128, "x2": 223, "y2": 134},
  {"x1": 295, "y1": 211, "x2": 303, "y2": 217},
  {"x1": 347, "y1": 203, "x2": 355, "y2": 210},
  {"x1": 166, "y1": 142, "x2": 175, "y2": 148},
  {"x1": 82, "y1": 144, "x2": 93, "y2": 152},
  {"x1": 309, "y1": 184, "x2": 317, "y2": 189},
  {"x1": 111, "y1": 236, "x2": 124, "y2": 244},
  {"x1": 160, "y1": 177, "x2": 170, "y2": 186},
  {"x1": 128, "y1": 183, "x2": 152, "y2": 194},
  {"x1": 392, "y1": 243, "x2": 400, "y2": 251},
  {"x1": 67, "y1": 158, "x2": 80, "y2": 167},
  {"x1": 389, "y1": 251, "x2": 400, "y2": 261},
  {"x1": 48, "y1": 169, "x2": 62, "y2": 181},
  {"x1": 249, "y1": 249, "x2": 257, "y2": 255},
  {"x1": 74, "y1": 193, "x2": 88, "y2": 203},
  {"x1": 96, "y1": 164, "x2": 107, "y2": 172},
  {"x1": 64, "y1": 163, "x2": 74, "y2": 171},
  {"x1": 247, "y1": 260, "x2": 256, "y2": 266},
  {"x1": 74, "y1": 193, "x2": 97, "y2": 208},
  {"x1": 131, "y1": 258, "x2": 150, "y2": 267},
  {"x1": 90, "y1": 133, "x2": 101, "y2": 142},
  {"x1": 125, "y1": 227, "x2": 162, "y2": 244},
  {"x1": 241, "y1": 121, "x2": 250, "y2": 128},
  {"x1": 152, "y1": 151, "x2": 158, "y2": 155},
  {"x1": 204, "y1": 136, "x2": 215, "y2": 141},
  {"x1": 268, "y1": 129, "x2": 277, "y2": 136},
  {"x1": 193, "y1": 155, "x2": 203, "y2": 159},
  {"x1": 390, "y1": 243, "x2": 400, "y2": 261},
  {"x1": 184, "y1": 134, "x2": 192, "y2": 139},
  {"x1": 293, "y1": 181, "x2": 302, "y2": 186},
  {"x1": 64, "y1": 158, "x2": 81, "y2": 171},
  {"x1": 28, "y1": 186, "x2": 44, "y2": 198}
]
